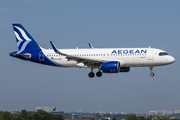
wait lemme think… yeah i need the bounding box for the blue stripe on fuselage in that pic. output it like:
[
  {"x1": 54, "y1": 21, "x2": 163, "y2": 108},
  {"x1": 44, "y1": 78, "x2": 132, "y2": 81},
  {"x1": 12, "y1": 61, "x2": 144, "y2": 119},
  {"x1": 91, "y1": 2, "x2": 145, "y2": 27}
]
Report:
[{"x1": 10, "y1": 49, "x2": 65, "y2": 67}]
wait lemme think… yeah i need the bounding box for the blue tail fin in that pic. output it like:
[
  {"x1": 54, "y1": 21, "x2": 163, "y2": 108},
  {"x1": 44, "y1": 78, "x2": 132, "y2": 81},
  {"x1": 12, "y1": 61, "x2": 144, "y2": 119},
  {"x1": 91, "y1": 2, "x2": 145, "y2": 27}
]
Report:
[{"x1": 12, "y1": 24, "x2": 40, "y2": 53}]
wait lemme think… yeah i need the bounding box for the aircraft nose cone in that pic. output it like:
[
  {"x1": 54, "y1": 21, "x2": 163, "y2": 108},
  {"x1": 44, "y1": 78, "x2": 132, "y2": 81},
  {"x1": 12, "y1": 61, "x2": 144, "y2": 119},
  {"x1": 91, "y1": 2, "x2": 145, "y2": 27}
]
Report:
[{"x1": 170, "y1": 56, "x2": 175, "y2": 63}]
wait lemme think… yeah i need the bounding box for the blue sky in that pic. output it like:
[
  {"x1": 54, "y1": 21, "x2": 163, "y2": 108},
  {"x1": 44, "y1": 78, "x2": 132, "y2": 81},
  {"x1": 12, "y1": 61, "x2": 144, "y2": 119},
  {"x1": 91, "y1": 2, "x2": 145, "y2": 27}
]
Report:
[{"x1": 0, "y1": 0, "x2": 180, "y2": 113}]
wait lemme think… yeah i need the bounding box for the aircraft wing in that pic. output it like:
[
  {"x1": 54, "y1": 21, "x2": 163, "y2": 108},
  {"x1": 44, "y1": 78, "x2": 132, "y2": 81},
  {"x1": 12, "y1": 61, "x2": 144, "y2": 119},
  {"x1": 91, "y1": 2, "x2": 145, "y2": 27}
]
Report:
[{"x1": 50, "y1": 41, "x2": 107, "y2": 67}]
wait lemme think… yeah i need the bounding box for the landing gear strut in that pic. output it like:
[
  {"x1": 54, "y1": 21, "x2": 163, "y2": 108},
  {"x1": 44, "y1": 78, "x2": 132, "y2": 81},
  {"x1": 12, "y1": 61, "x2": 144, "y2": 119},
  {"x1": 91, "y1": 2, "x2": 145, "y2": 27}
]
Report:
[{"x1": 150, "y1": 67, "x2": 155, "y2": 77}]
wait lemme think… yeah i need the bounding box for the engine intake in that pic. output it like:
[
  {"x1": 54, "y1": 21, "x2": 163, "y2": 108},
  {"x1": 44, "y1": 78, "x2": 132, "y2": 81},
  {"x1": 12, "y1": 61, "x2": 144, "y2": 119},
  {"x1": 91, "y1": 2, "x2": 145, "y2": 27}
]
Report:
[{"x1": 101, "y1": 61, "x2": 120, "y2": 73}]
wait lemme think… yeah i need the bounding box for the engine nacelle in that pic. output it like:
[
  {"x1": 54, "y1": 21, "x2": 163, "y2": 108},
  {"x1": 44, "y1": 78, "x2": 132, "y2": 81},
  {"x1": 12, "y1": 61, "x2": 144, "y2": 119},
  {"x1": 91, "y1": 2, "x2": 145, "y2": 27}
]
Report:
[
  {"x1": 101, "y1": 61, "x2": 120, "y2": 73},
  {"x1": 120, "y1": 67, "x2": 130, "y2": 72}
]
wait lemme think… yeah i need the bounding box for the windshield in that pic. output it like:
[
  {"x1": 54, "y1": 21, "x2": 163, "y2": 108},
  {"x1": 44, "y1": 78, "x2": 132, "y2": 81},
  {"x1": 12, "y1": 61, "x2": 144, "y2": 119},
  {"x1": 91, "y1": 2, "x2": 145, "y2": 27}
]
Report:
[{"x1": 159, "y1": 52, "x2": 169, "y2": 56}]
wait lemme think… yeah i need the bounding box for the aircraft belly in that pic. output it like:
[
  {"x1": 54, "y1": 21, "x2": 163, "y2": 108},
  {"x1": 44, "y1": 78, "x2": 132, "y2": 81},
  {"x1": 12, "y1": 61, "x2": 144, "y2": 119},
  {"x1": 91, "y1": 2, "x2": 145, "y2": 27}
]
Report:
[
  {"x1": 124, "y1": 58, "x2": 155, "y2": 67},
  {"x1": 55, "y1": 59, "x2": 77, "y2": 67}
]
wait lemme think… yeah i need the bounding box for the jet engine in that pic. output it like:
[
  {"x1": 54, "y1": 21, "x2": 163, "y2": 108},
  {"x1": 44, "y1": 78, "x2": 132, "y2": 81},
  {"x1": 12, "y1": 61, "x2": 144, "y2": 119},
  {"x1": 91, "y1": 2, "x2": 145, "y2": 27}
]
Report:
[
  {"x1": 120, "y1": 67, "x2": 130, "y2": 72},
  {"x1": 101, "y1": 61, "x2": 120, "y2": 73}
]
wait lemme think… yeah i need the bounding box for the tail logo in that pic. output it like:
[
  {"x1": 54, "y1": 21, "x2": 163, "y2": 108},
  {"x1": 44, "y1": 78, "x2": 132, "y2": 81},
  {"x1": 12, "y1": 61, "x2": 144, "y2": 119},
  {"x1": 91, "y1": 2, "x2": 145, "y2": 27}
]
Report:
[{"x1": 13, "y1": 26, "x2": 32, "y2": 53}]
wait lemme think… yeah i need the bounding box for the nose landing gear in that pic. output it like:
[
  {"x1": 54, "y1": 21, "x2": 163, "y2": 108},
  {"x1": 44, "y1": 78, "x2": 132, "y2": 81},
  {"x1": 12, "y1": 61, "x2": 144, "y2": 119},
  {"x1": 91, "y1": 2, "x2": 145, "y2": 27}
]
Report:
[
  {"x1": 150, "y1": 72, "x2": 154, "y2": 77},
  {"x1": 150, "y1": 67, "x2": 155, "y2": 77}
]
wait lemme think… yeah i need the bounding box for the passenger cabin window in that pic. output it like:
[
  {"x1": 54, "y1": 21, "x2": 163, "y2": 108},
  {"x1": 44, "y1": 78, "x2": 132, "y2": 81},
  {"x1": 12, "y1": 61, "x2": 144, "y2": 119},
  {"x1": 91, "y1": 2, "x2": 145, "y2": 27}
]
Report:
[{"x1": 159, "y1": 52, "x2": 169, "y2": 56}]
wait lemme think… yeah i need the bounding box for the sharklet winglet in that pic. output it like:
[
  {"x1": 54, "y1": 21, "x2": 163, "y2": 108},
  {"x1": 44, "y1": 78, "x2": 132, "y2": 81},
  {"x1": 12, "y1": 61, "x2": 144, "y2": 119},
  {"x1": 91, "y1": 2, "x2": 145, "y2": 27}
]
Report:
[
  {"x1": 88, "y1": 43, "x2": 94, "y2": 49},
  {"x1": 50, "y1": 41, "x2": 66, "y2": 56}
]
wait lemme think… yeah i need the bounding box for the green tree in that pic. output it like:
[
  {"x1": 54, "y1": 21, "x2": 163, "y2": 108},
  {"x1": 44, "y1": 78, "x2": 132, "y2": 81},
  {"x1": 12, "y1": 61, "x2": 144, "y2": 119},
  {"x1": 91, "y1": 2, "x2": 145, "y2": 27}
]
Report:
[
  {"x1": 0, "y1": 110, "x2": 64, "y2": 120},
  {"x1": 137, "y1": 116, "x2": 146, "y2": 120},
  {"x1": 50, "y1": 114, "x2": 64, "y2": 120},
  {"x1": 17, "y1": 110, "x2": 34, "y2": 120},
  {"x1": 147, "y1": 115, "x2": 153, "y2": 120},
  {"x1": 33, "y1": 112, "x2": 44, "y2": 120},
  {"x1": 35, "y1": 110, "x2": 51, "y2": 120},
  {"x1": 50, "y1": 114, "x2": 59, "y2": 120},
  {"x1": 0, "y1": 111, "x2": 16, "y2": 120},
  {"x1": 19, "y1": 110, "x2": 28, "y2": 120},
  {"x1": 125, "y1": 114, "x2": 138, "y2": 120},
  {"x1": 27, "y1": 112, "x2": 34, "y2": 120},
  {"x1": 112, "y1": 117, "x2": 117, "y2": 120},
  {"x1": 146, "y1": 118, "x2": 151, "y2": 120}
]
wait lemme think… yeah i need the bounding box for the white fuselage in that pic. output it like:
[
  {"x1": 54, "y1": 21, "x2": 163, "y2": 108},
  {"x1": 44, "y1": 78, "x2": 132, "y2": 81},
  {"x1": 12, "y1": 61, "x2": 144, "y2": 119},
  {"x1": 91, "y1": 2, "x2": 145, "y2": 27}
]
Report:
[{"x1": 41, "y1": 48, "x2": 175, "y2": 68}]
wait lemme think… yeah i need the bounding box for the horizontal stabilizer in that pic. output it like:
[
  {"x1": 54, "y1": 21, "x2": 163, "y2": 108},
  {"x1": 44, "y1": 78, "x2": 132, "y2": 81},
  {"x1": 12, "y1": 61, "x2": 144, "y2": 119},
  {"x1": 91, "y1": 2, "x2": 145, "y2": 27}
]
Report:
[{"x1": 9, "y1": 52, "x2": 31, "y2": 58}]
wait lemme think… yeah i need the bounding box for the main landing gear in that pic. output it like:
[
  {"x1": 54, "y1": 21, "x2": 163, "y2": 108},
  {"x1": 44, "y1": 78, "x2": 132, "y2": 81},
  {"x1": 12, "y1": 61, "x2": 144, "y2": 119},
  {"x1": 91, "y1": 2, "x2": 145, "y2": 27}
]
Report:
[
  {"x1": 88, "y1": 69, "x2": 102, "y2": 78},
  {"x1": 96, "y1": 71, "x2": 102, "y2": 77},
  {"x1": 88, "y1": 72, "x2": 95, "y2": 78},
  {"x1": 150, "y1": 67, "x2": 155, "y2": 77}
]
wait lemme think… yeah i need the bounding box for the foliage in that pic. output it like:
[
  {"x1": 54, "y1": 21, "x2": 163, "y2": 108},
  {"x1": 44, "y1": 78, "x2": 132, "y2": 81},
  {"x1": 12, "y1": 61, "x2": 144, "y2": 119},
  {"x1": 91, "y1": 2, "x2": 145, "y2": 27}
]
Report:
[
  {"x1": 112, "y1": 117, "x2": 117, "y2": 120},
  {"x1": 0, "y1": 111, "x2": 16, "y2": 120},
  {"x1": 125, "y1": 114, "x2": 138, "y2": 120},
  {"x1": 0, "y1": 110, "x2": 64, "y2": 120},
  {"x1": 2, "y1": 110, "x2": 180, "y2": 120},
  {"x1": 137, "y1": 116, "x2": 146, "y2": 120},
  {"x1": 18, "y1": 109, "x2": 34, "y2": 120}
]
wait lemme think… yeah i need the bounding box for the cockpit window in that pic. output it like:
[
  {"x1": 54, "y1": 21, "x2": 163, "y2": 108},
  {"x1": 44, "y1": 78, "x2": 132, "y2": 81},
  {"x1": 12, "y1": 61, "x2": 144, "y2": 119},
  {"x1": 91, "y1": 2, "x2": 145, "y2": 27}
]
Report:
[{"x1": 159, "y1": 52, "x2": 169, "y2": 56}]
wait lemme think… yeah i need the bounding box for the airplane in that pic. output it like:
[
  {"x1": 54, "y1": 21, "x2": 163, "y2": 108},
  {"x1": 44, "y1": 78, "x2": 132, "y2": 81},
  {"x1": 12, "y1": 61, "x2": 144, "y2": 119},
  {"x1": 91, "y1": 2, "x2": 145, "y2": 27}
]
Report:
[{"x1": 9, "y1": 23, "x2": 175, "y2": 78}]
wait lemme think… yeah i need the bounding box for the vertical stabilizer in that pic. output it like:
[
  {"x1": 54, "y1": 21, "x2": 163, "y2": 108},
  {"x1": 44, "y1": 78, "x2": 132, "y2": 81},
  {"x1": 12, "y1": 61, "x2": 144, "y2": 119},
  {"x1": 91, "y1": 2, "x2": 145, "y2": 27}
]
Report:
[{"x1": 12, "y1": 24, "x2": 40, "y2": 53}]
